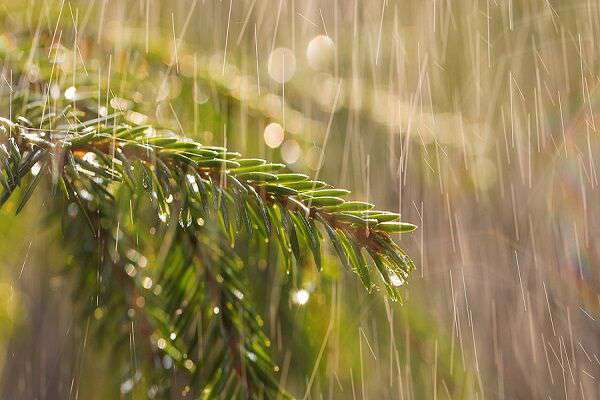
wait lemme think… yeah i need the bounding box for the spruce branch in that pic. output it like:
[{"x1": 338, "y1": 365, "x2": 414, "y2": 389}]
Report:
[
  {"x1": 0, "y1": 92, "x2": 416, "y2": 300},
  {"x1": 0, "y1": 69, "x2": 416, "y2": 397}
]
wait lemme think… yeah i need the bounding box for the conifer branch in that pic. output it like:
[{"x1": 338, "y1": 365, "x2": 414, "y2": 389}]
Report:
[{"x1": 0, "y1": 67, "x2": 415, "y2": 397}]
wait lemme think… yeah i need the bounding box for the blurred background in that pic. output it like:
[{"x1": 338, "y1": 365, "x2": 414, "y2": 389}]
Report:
[{"x1": 1, "y1": 0, "x2": 599, "y2": 398}]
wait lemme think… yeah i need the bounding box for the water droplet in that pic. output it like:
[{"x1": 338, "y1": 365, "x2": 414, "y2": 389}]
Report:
[
  {"x1": 138, "y1": 255, "x2": 148, "y2": 268},
  {"x1": 292, "y1": 289, "x2": 310, "y2": 305},
  {"x1": 30, "y1": 162, "x2": 41, "y2": 176},
  {"x1": 158, "y1": 212, "x2": 168, "y2": 223},
  {"x1": 82, "y1": 152, "x2": 98, "y2": 166},
  {"x1": 64, "y1": 86, "x2": 77, "y2": 101},
  {"x1": 233, "y1": 289, "x2": 244, "y2": 300},
  {"x1": 127, "y1": 111, "x2": 148, "y2": 125},
  {"x1": 142, "y1": 277, "x2": 153, "y2": 289},
  {"x1": 120, "y1": 378, "x2": 134, "y2": 394},
  {"x1": 186, "y1": 174, "x2": 200, "y2": 193},
  {"x1": 94, "y1": 307, "x2": 104, "y2": 319},
  {"x1": 306, "y1": 35, "x2": 335, "y2": 71},
  {"x1": 389, "y1": 272, "x2": 405, "y2": 287},
  {"x1": 280, "y1": 139, "x2": 301, "y2": 164},
  {"x1": 264, "y1": 122, "x2": 285, "y2": 148},
  {"x1": 125, "y1": 263, "x2": 137, "y2": 277},
  {"x1": 110, "y1": 97, "x2": 131, "y2": 111},
  {"x1": 268, "y1": 47, "x2": 296, "y2": 83},
  {"x1": 80, "y1": 189, "x2": 94, "y2": 201},
  {"x1": 162, "y1": 355, "x2": 173, "y2": 369},
  {"x1": 135, "y1": 296, "x2": 146, "y2": 308}
]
